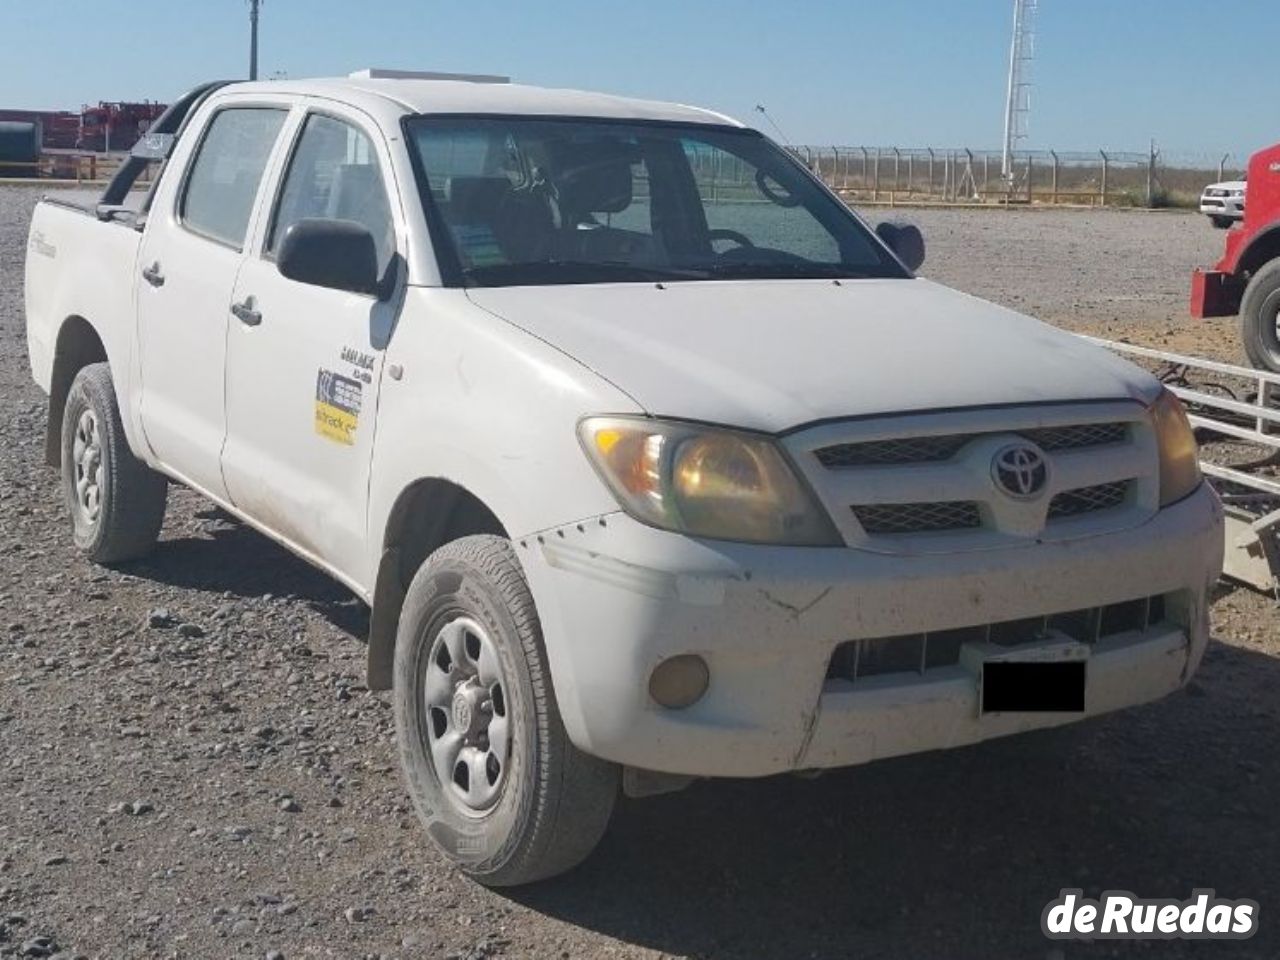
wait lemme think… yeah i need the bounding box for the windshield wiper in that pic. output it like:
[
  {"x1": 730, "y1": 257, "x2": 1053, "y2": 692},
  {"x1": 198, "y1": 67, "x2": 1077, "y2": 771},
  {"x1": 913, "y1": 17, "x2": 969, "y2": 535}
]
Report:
[
  {"x1": 462, "y1": 260, "x2": 711, "y2": 287},
  {"x1": 702, "y1": 261, "x2": 887, "y2": 281}
]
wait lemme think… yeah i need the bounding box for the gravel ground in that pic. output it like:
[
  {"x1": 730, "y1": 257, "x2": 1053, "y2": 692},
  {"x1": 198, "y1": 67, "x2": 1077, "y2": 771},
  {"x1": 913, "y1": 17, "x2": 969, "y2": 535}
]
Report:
[
  {"x1": 2, "y1": 187, "x2": 1277, "y2": 960},
  {"x1": 886, "y1": 205, "x2": 1238, "y2": 360}
]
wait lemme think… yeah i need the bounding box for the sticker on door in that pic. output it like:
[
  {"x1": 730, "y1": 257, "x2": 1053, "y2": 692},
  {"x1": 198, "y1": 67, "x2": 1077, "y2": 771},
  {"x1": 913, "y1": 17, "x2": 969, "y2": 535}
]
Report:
[{"x1": 315, "y1": 369, "x2": 362, "y2": 445}]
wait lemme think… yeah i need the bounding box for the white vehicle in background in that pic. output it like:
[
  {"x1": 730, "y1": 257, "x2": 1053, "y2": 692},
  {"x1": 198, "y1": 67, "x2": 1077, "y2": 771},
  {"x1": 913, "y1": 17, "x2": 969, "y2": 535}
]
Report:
[
  {"x1": 1200, "y1": 177, "x2": 1246, "y2": 228},
  {"x1": 24, "y1": 72, "x2": 1223, "y2": 885}
]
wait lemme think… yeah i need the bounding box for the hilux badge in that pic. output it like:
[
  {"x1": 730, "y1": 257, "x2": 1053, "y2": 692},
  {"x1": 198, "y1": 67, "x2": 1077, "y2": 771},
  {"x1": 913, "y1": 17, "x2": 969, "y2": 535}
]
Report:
[{"x1": 992, "y1": 443, "x2": 1048, "y2": 499}]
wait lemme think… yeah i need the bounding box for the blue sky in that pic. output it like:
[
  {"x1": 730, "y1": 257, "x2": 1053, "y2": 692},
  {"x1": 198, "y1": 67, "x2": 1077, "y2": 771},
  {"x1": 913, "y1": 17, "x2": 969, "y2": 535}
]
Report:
[{"x1": 4, "y1": 0, "x2": 1274, "y2": 160}]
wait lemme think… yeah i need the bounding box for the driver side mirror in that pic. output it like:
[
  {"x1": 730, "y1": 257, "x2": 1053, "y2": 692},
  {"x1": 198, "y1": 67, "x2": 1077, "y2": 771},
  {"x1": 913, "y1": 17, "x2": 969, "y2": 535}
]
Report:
[
  {"x1": 875, "y1": 221, "x2": 926, "y2": 272},
  {"x1": 278, "y1": 218, "x2": 382, "y2": 297}
]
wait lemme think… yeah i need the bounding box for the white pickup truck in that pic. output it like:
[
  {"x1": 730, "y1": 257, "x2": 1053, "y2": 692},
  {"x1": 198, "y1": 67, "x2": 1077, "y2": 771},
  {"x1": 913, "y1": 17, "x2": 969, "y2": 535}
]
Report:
[{"x1": 25, "y1": 73, "x2": 1223, "y2": 885}]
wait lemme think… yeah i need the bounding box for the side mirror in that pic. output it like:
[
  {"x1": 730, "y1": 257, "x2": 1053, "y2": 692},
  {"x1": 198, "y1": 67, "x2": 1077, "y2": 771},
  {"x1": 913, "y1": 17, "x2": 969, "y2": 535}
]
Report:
[
  {"x1": 875, "y1": 221, "x2": 926, "y2": 272},
  {"x1": 278, "y1": 218, "x2": 381, "y2": 296}
]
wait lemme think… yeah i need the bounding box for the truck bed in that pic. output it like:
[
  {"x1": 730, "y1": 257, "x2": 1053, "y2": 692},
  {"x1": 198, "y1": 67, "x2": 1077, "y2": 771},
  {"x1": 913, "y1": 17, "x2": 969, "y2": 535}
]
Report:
[{"x1": 24, "y1": 195, "x2": 145, "y2": 397}]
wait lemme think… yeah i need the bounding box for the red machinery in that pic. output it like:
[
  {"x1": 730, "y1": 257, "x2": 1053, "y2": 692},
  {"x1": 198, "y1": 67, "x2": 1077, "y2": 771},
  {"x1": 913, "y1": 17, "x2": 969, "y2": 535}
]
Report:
[
  {"x1": 1191, "y1": 143, "x2": 1280, "y2": 370},
  {"x1": 76, "y1": 101, "x2": 168, "y2": 153}
]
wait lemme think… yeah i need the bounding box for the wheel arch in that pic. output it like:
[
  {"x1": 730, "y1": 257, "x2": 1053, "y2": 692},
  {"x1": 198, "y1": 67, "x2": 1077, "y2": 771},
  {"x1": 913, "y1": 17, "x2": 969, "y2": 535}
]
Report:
[
  {"x1": 45, "y1": 315, "x2": 109, "y2": 467},
  {"x1": 1237, "y1": 226, "x2": 1280, "y2": 278},
  {"x1": 366, "y1": 477, "x2": 508, "y2": 689}
]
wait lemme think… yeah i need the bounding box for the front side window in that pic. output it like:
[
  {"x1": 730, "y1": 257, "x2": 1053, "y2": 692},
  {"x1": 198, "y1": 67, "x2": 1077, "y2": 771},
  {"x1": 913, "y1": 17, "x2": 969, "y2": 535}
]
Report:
[
  {"x1": 181, "y1": 107, "x2": 287, "y2": 249},
  {"x1": 405, "y1": 116, "x2": 907, "y2": 287},
  {"x1": 268, "y1": 114, "x2": 395, "y2": 275}
]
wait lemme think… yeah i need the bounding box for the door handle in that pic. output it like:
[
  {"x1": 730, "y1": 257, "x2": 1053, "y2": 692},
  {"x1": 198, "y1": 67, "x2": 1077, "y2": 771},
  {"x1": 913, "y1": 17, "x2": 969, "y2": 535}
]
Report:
[
  {"x1": 141, "y1": 262, "x2": 165, "y2": 287},
  {"x1": 231, "y1": 297, "x2": 262, "y2": 327}
]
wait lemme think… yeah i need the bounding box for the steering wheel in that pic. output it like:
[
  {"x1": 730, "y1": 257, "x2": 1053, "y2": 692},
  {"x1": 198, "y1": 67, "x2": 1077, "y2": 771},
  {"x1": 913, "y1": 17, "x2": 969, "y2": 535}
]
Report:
[{"x1": 707, "y1": 228, "x2": 755, "y2": 252}]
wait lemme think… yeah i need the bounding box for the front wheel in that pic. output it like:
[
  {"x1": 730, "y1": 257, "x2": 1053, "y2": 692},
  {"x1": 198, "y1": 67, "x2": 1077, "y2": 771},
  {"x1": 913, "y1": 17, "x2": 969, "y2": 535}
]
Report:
[
  {"x1": 393, "y1": 535, "x2": 618, "y2": 885},
  {"x1": 1211, "y1": 215, "x2": 1235, "y2": 230},
  {"x1": 1239, "y1": 259, "x2": 1280, "y2": 372},
  {"x1": 60, "y1": 363, "x2": 167, "y2": 562}
]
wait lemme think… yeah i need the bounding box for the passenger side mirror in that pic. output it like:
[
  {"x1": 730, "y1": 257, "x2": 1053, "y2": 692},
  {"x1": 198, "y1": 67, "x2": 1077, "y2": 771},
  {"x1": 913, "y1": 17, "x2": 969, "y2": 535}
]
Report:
[
  {"x1": 277, "y1": 218, "x2": 381, "y2": 297},
  {"x1": 875, "y1": 220, "x2": 926, "y2": 272}
]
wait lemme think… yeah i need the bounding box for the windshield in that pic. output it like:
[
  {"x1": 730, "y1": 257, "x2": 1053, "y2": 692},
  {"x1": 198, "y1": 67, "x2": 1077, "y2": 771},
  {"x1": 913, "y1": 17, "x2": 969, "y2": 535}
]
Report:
[{"x1": 404, "y1": 116, "x2": 910, "y2": 287}]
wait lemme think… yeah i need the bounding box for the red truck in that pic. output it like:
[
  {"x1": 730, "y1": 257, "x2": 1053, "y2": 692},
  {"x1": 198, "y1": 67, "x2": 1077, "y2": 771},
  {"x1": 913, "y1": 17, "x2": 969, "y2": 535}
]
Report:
[
  {"x1": 76, "y1": 101, "x2": 167, "y2": 153},
  {"x1": 1192, "y1": 142, "x2": 1280, "y2": 370}
]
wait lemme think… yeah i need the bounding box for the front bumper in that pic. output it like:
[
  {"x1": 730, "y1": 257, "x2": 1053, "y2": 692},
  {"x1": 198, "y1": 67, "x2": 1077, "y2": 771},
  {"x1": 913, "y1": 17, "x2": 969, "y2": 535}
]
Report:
[
  {"x1": 520, "y1": 485, "x2": 1222, "y2": 778},
  {"x1": 1190, "y1": 268, "x2": 1245, "y2": 319},
  {"x1": 1200, "y1": 196, "x2": 1244, "y2": 218}
]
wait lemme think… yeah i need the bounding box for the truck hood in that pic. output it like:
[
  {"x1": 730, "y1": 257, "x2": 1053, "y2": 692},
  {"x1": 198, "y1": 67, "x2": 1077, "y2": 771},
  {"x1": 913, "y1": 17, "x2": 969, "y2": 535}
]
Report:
[{"x1": 466, "y1": 278, "x2": 1159, "y2": 433}]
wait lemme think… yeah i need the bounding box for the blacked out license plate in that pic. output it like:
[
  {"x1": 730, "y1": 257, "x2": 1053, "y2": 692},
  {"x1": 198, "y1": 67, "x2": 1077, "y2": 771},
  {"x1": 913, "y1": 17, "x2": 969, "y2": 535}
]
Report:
[{"x1": 982, "y1": 660, "x2": 1086, "y2": 714}]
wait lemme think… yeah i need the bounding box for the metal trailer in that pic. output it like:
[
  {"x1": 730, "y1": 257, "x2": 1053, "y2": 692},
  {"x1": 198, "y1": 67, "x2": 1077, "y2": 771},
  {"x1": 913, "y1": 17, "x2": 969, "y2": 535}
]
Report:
[{"x1": 1089, "y1": 337, "x2": 1280, "y2": 593}]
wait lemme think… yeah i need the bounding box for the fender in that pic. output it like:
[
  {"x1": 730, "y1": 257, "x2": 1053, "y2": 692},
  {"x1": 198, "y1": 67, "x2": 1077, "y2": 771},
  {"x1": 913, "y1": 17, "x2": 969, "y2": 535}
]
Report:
[
  {"x1": 40, "y1": 223, "x2": 150, "y2": 464},
  {"x1": 362, "y1": 287, "x2": 637, "y2": 698},
  {"x1": 1228, "y1": 222, "x2": 1280, "y2": 276}
]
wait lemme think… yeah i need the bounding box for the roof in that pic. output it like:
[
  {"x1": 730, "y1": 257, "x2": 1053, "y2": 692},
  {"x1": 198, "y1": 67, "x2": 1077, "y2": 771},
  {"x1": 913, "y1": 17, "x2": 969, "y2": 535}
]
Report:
[{"x1": 222, "y1": 77, "x2": 744, "y2": 128}]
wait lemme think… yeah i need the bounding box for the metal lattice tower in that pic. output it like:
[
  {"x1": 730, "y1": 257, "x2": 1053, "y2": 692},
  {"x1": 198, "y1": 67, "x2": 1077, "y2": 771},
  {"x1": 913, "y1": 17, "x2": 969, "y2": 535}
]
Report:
[{"x1": 1001, "y1": 0, "x2": 1038, "y2": 184}]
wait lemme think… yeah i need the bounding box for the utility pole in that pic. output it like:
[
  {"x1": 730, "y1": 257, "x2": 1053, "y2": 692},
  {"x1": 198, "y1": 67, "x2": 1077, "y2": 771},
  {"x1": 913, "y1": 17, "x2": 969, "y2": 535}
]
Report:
[
  {"x1": 248, "y1": 0, "x2": 262, "y2": 81},
  {"x1": 1001, "y1": 0, "x2": 1038, "y2": 187}
]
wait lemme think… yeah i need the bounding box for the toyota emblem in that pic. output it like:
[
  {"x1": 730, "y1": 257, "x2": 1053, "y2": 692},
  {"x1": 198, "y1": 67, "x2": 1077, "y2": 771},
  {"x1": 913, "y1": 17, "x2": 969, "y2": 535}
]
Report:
[{"x1": 991, "y1": 443, "x2": 1048, "y2": 499}]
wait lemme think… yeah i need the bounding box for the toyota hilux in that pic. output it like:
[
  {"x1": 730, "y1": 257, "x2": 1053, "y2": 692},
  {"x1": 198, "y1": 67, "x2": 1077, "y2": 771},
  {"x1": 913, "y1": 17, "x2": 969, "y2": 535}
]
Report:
[{"x1": 24, "y1": 72, "x2": 1223, "y2": 885}]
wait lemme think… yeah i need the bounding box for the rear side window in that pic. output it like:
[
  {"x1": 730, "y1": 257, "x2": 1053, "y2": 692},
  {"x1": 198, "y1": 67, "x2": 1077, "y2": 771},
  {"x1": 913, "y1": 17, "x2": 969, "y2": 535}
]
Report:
[
  {"x1": 268, "y1": 114, "x2": 395, "y2": 275},
  {"x1": 181, "y1": 108, "x2": 287, "y2": 249}
]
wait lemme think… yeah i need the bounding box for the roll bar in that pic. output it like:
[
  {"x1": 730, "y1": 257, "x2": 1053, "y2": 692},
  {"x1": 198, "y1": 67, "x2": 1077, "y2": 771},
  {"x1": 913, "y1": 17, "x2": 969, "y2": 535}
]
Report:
[{"x1": 98, "y1": 81, "x2": 232, "y2": 216}]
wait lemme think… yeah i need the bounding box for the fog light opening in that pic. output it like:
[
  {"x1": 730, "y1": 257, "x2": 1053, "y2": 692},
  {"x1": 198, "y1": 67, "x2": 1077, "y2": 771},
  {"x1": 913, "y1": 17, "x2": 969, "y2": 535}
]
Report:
[{"x1": 648, "y1": 655, "x2": 710, "y2": 709}]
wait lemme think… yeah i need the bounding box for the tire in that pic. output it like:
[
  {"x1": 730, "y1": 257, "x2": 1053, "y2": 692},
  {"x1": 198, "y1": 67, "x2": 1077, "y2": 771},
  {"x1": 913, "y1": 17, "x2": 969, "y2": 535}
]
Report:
[
  {"x1": 393, "y1": 535, "x2": 618, "y2": 886},
  {"x1": 60, "y1": 363, "x2": 167, "y2": 562},
  {"x1": 1239, "y1": 259, "x2": 1280, "y2": 372},
  {"x1": 1211, "y1": 216, "x2": 1234, "y2": 230}
]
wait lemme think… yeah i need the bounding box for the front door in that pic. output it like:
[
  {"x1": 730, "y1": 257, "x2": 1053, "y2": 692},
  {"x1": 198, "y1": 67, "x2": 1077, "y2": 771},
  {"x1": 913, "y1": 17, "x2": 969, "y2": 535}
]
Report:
[
  {"x1": 135, "y1": 105, "x2": 288, "y2": 498},
  {"x1": 221, "y1": 110, "x2": 401, "y2": 582}
]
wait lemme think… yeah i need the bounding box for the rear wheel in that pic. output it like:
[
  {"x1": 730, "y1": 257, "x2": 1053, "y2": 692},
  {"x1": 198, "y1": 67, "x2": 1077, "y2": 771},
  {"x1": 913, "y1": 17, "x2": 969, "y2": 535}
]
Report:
[
  {"x1": 393, "y1": 535, "x2": 618, "y2": 885},
  {"x1": 1240, "y1": 259, "x2": 1280, "y2": 372},
  {"x1": 60, "y1": 363, "x2": 167, "y2": 562}
]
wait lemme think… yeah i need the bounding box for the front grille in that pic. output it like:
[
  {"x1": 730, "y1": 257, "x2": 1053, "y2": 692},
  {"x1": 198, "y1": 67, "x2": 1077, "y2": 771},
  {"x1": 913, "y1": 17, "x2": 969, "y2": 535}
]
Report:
[
  {"x1": 1048, "y1": 480, "x2": 1130, "y2": 520},
  {"x1": 819, "y1": 435, "x2": 970, "y2": 467},
  {"x1": 1026, "y1": 422, "x2": 1128, "y2": 451},
  {"x1": 852, "y1": 481, "x2": 1131, "y2": 536},
  {"x1": 827, "y1": 594, "x2": 1168, "y2": 683},
  {"x1": 815, "y1": 422, "x2": 1127, "y2": 468},
  {"x1": 852, "y1": 501, "x2": 981, "y2": 535}
]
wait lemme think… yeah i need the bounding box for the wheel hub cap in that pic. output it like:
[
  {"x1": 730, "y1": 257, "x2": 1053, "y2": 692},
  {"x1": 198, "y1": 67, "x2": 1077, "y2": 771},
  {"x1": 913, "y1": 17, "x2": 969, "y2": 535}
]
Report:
[
  {"x1": 451, "y1": 684, "x2": 482, "y2": 738},
  {"x1": 72, "y1": 409, "x2": 103, "y2": 524},
  {"x1": 422, "y1": 616, "x2": 511, "y2": 812}
]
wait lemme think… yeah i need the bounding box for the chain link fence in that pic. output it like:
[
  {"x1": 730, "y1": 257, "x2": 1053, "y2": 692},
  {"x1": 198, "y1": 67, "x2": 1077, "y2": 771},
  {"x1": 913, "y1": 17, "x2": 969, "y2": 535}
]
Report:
[{"x1": 792, "y1": 146, "x2": 1247, "y2": 209}]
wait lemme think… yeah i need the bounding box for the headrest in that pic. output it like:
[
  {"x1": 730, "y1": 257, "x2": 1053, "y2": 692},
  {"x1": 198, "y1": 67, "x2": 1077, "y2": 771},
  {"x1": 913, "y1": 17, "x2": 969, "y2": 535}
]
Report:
[
  {"x1": 547, "y1": 139, "x2": 637, "y2": 215},
  {"x1": 328, "y1": 163, "x2": 381, "y2": 221}
]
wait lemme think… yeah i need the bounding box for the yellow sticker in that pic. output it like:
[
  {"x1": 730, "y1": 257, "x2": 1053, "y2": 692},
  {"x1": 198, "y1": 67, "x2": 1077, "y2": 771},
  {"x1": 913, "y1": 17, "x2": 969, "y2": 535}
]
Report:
[
  {"x1": 315, "y1": 370, "x2": 362, "y2": 445},
  {"x1": 315, "y1": 401, "x2": 358, "y2": 445}
]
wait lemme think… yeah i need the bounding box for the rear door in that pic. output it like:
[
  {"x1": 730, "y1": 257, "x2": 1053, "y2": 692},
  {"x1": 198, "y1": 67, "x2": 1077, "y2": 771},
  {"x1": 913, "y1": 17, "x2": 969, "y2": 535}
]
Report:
[
  {"x1": 220, "y1": 107, "x2": 402, "y2": 581},
  {"x1": 135, "y1": 105, "x2": 288, "y2": 498}
]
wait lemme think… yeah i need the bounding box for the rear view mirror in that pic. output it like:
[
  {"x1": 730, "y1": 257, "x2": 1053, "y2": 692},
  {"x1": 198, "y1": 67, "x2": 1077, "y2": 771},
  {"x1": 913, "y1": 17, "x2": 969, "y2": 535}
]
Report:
[
  {"x1": 277, "y1": 218, "x2": 381, "y2": 297},
  {"x1": 875, "y1": 220, "x2": 926, "y2": 272}
]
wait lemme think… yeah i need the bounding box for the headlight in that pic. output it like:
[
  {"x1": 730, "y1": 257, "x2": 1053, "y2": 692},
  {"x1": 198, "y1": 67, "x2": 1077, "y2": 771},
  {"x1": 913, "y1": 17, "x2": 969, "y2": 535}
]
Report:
[
  {"x1": 1150, "y1": 388, "x2": 1201, "y2": 507},
  {"x1": 578, "y1": 417, "x2": 841, "y2": 545}
]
